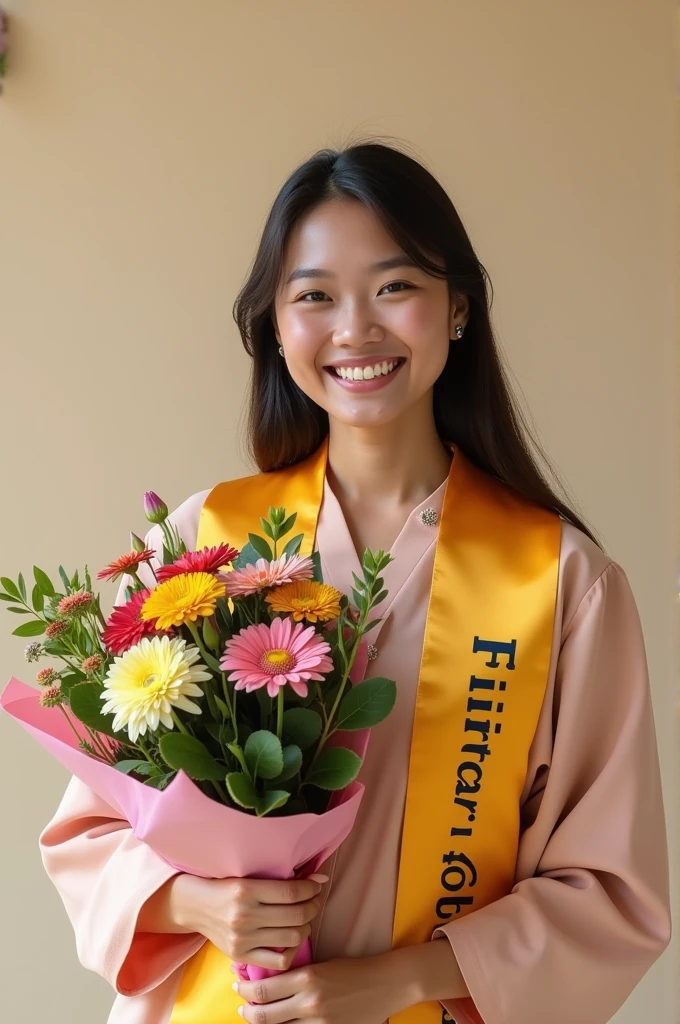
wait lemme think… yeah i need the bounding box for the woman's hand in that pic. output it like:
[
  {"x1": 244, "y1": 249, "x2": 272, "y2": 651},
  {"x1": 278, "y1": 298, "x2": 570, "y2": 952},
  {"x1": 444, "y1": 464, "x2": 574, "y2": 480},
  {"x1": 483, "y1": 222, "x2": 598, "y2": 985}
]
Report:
[
  {"x1": 172, "y1": 872, "x2": 328, "y2": 971},
  {"x1": 233, "y1": 952, "x2": 413, "y2": 1024}
]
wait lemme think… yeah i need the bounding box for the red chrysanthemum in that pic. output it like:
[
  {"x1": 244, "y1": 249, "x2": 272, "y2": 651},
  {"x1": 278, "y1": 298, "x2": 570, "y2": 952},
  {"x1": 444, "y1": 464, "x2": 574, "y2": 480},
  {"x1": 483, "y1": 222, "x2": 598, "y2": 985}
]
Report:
[
  {"x1": 102, "y1": 589, "x2": 171, "y2": 656},
  {"x1": 97, "y1": 549, "x2": 156, "y2": 583},
  {"x1": 156, "y1": 544, "x2": 240, "y2": 582}
]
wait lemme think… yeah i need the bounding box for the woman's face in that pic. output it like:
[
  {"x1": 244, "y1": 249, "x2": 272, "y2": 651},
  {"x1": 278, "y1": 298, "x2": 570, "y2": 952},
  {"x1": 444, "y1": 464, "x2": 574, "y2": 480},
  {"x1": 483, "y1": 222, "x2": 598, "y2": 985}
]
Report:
[{"x1": 272, "y1": 198, "x2": 467, "y2": 431}]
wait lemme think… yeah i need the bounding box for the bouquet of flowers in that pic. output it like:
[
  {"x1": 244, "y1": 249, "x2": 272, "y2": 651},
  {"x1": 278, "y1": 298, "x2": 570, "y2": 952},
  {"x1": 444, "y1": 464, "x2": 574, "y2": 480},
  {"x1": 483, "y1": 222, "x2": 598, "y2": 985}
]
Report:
[{"x1": 0, "y1": 492, "x2": 397, "y2": 984}]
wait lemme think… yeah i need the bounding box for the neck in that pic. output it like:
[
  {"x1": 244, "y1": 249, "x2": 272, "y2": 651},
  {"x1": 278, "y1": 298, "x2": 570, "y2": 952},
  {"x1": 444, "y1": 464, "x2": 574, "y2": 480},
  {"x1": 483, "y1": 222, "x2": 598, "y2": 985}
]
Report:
[{"x1": 326, "y1": 405, "x2": 453, "y2": 508}]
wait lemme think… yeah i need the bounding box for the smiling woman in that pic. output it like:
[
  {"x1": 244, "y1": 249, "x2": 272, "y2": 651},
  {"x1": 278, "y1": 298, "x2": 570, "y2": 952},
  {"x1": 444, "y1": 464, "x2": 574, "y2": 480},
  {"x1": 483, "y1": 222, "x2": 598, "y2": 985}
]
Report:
[{"x1": 37, "y1": 140, "x2": 671, "y2": 1024}]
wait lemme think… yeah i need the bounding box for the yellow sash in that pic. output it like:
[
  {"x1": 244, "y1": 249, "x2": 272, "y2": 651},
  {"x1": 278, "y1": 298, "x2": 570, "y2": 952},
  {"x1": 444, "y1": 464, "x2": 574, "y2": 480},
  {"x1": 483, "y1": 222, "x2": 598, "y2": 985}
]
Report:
[{"x1": 170, "y1": 437, "x2": 561, "y2": 1023}]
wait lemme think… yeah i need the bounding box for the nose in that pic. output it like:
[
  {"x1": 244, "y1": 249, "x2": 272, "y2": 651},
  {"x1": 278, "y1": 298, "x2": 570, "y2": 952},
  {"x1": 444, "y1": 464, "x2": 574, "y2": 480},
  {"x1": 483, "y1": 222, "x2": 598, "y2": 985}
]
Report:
[{"x1": 331, "y1": 300, "x2": 385, "y2": 349}]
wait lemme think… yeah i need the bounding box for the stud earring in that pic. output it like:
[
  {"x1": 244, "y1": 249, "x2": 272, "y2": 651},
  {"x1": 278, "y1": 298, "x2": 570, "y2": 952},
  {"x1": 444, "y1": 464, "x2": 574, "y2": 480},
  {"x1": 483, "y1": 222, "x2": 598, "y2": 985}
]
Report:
[
  {"x1": 278, "y1": 345, "x2": 284, "y2": 356},
  {"x1": 454, "y1": 325, "x2": 464, "y2": 339}
]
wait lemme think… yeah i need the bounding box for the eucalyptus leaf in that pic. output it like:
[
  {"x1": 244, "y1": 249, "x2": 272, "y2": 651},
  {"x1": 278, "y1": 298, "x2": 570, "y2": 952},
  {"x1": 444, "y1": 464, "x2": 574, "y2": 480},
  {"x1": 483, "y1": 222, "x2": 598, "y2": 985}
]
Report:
[
  {"x1": 282, "y1": 708, "x2": 322, "y2": 749},
  {"x1": 159, "y1": 733, "x2": 226, "y2": 781},
  {"x1": 304, "y1": 746, "x2": 362, "y2": 791},
  {"x1": 226, "y1": 771, "x2": 258, "y2": 809},
  {"x1": 334, "y1": 677, "x2": 397, "y2": 731},
  {"x1": 33, "y1": 566, "x2": 55, "y2": 597},
  {"x1": 12, "y1": 620, "x2": 47, "y2": 637},
  {"x1": 244, "y1": 730, "x2": 283, "y2": 780}
]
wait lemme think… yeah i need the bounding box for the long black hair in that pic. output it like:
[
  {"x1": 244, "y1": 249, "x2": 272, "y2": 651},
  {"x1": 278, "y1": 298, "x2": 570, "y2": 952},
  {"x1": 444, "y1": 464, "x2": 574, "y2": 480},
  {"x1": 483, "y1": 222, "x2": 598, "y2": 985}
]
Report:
[{"x1": 233, "y1": 136, "x2": 601, "y2": 548}]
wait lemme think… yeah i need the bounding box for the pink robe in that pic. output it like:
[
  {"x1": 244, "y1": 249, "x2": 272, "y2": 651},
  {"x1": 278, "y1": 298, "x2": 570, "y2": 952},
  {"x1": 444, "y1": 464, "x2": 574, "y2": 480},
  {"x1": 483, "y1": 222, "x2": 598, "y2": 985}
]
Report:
[{"x1": 38, "y1": 471, "x2": 672, "y2": 1024}]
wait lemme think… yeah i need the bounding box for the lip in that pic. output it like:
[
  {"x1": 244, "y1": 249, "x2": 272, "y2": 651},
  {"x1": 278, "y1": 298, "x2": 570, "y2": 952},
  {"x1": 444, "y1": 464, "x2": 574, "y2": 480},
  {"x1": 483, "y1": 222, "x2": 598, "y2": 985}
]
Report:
[{"x1": 324, "y1": 357, "x2": 406, "y2": 393}]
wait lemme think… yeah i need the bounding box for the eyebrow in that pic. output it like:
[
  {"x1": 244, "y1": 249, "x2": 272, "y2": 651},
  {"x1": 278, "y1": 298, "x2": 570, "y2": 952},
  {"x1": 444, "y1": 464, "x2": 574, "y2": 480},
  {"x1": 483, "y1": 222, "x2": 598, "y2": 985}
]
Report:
[{"x1": 283, "y1": 255, "x2": 421, "y2": 287}]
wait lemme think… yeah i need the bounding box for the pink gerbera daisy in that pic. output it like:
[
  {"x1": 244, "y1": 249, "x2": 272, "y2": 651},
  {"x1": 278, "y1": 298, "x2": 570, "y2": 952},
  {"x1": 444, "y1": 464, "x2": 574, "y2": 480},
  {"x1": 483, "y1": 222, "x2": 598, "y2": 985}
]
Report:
[
  {"x1": 221, "y1": 553, "x2": 314, "y2": 598},
  {"x1": 220, "y1": 615, "x2": 333, "y2": 698},
  {"x1": 156, "y1": 544, "x2": 239, "y2": 583},
  {"x1": 102, "y1": 588, "x2": 171, "y2": 656}
]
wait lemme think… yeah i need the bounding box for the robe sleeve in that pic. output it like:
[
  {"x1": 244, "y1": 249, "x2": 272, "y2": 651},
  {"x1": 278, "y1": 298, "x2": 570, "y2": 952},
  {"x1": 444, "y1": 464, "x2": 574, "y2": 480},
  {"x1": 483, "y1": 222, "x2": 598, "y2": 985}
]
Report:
[
  {"x1": 38, "y1": 492, "x2": 210, "y2": 996},
  {"x1": 434, "y1": 561, "x2": 672, "y2": 1024}
]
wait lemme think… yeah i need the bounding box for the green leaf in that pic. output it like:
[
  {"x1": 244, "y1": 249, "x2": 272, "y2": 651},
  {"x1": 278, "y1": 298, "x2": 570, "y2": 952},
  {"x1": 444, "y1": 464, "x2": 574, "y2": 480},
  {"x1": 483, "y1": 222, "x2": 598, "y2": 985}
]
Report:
[
  {"x1": 113, "y1": 759, "x2": 153, "y2": 776},
  {"x1": 7, "y1": 607, "x2": 32, "y2": 614},
  {"x1": 0, "y1": 593, "x2": 18, "y2": 602},
  {"x1": 12, "y1": 619, "x2": 47, "y2": 637},
  {"x1": 226, "y1": 771, "x2": 258, "y2": 809},
  {"x1": 214, "y1": 695, "x2": 231, "y2": 720},
  {"x1": 260, "y1": 517, "x2": 275, "y2": 540},
  {"x1": 310, "y1": 550, "x2": 324, "y2": 584},
  {"x1": 304, "y1": 747, "x2": 362, "y2": 791},
  {"x1": 282, "y1": 708, "x2": 322, "y2": 749},
  {"x1": 0, "y1": 577, "x2": 20, "y2": 599},
  {"x1": 231, "y1": 541, "x2": 263, "y2": 570},
  {"x1": 247, "y1": 533, "x2": 273, "y2": 561},
  {"x1": 275, "y1": 744, "x2": 303, "y2": 782},
  {"x1": 17, "y1": 573, "x2": 27, "y2": 601},
  {"x1": 282, "y1": 533, "x2": 304, "y2": 559},
  {"x1": 31, "y1": 584, "x2": 45, "y2": 613},
  {"x1": 202, "y1": 616, "x2": 220, "y2": 652},
  {"x1": 69, "y1": 682, "x2": 119, "y2": 737},
  {"x1": 59, "y1": 671, "x2": 86, "y2": 696},
  {"x1": 58, "y1": 566, "x2": 71, "y2": 592},
  {"x1": 334, "y1": 677, "x2": 397, "y2": 731},
  {"x1": 159, "y1": 733, "x2": 226, "y2": 781},
  {"x1": 71, "y1": 569, "x2": 80, "y2": 590},
  {"x1": 33, "y1": 566, "x2": 55, "y2": 597},
  {"x1": 145, "y1": 772, "x2": 176, "y2": 790},
  {"x1": 256, "y1": 790, "x2": 290, "y2": 816},
  {"x1": 244, "y1": 730, "x2": 283, "y2": 780},
  {"x1": 372, "y1": 590, "x2": 388, "y2": 606},
  {"x1": 278, "y1": 512, "x2": 297, "y2": 537}
]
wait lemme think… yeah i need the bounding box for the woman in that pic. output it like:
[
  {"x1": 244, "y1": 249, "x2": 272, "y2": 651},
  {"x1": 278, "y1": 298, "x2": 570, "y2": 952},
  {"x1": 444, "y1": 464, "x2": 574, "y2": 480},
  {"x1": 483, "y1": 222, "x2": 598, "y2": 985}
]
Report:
[{"x1": 39, "y1": 141, "x2": 671, "y2": 1024}]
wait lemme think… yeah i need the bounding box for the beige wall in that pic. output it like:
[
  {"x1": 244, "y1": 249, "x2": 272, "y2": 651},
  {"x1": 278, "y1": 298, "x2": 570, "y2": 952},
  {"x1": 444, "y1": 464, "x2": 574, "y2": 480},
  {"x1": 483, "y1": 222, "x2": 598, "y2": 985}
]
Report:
[{"x1": 0, "y1": 1, "x2": 677, "y2": 1021}]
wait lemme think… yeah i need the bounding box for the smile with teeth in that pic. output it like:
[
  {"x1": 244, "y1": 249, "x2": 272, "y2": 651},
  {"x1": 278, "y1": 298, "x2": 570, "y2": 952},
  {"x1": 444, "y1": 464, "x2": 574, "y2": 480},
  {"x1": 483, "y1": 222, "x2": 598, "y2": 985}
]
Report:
[{"x1": 333, "y1": 359, "x2": 401, "y2": 381}]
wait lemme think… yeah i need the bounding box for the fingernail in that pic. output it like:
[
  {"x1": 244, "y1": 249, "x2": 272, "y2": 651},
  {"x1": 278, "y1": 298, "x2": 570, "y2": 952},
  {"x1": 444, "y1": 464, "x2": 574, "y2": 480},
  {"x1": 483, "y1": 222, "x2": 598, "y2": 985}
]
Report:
[
  {"x1": 308, "y1": 873, "x2": 329, "y2": 883},
  {"x1": 232, "y1": 982, "x2": 239, "y2": 993},
  {"x1": 237, "y1": 1007, "x2": 244, "y2": 1017},
  {"x1": 229, "y1": 964, "x2": 236, "y2": 974}
]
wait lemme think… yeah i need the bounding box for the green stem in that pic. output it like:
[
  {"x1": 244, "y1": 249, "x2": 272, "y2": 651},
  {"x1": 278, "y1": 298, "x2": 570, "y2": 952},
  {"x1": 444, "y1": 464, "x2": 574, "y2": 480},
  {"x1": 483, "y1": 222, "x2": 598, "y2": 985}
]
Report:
[
  {"x1": 220, "y1": 672, "x2": 238, "y2": 742},
  {"x1": 276, "y1": 688, "x2": 284, "y2": 741},
  {"x1": 185, "y1": 621, "x2": 221, "y2": 721},
  {"x1": 309, "y1": 634, "x2": 362, "y2": 770},
  {"x1": 58, "y1": 704, "x2": 88, "y2": 748},
  {"x1": 136, "y1": 735, "x2": 161, "y2": 769},
  {"x1": 170, "y1": 710, "x2": 190, "y2": 735},
  {"x1": 210, "y1": 779, "x2": 228, "y2": 803}
]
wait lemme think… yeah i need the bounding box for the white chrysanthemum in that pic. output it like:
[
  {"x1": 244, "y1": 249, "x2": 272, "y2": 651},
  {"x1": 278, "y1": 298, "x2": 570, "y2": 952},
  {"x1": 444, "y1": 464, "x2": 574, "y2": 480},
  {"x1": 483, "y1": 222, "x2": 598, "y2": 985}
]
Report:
[{"x1": 100, "y1": 635, "x2": 211, "y2": 743}]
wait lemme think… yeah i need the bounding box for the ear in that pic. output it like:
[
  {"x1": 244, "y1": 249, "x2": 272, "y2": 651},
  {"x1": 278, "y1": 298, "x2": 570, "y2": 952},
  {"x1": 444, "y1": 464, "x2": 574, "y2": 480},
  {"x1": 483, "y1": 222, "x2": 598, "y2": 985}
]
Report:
[{"x1": 449, "y1": 293, "x2": 470, "y2": 338}]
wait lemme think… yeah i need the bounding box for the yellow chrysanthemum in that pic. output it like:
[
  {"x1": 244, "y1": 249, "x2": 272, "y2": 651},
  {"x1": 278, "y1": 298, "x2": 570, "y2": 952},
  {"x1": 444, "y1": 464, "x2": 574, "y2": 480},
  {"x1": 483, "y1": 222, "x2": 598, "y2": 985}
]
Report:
[
  {"x1": 100, "y1": 635, "x2": 211, "y2": 743},
  {"x1": 140, "y1": 572, "x2": 226, "y2": 630},
  {"x1": 265, "y1": 580, "x2": 343, "y2": 623}
]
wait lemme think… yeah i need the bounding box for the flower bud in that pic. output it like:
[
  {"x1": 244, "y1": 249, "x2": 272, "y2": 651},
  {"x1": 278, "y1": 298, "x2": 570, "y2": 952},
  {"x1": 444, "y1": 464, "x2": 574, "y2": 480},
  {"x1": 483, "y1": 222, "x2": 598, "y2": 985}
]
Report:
[
  {"x1": 143, "y1": 491, "x2": 169, "y2": 524},
  {"x1": 130, "y1": 532, "x2": 147, "y2": 553}
]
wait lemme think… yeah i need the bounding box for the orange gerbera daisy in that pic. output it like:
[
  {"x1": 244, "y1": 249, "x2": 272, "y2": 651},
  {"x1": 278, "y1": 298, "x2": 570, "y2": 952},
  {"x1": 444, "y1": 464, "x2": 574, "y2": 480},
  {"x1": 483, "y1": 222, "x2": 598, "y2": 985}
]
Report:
[{"x1": 265, "y1": 580, "x2": 343, "y2": 623}]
